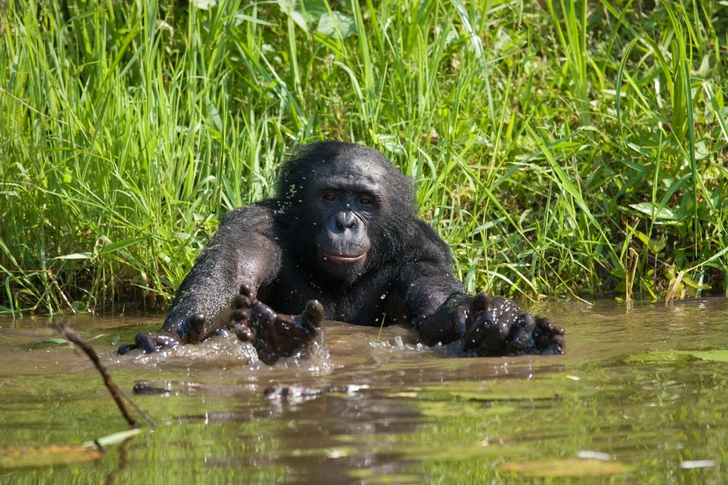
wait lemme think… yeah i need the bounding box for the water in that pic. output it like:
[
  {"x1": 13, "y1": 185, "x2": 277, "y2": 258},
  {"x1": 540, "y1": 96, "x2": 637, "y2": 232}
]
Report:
[{"x1": 1, "y1": 299, "x2": 728, "y2": 483}]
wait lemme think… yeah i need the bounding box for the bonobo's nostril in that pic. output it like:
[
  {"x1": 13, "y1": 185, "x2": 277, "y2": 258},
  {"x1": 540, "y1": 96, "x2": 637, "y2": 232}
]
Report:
[{"x1": 335, "y1": 213, "x2": 357, "y2": 230}]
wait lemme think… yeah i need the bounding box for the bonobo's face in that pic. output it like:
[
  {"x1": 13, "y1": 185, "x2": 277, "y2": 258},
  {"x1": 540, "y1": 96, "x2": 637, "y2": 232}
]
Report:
[{"x1": 310, "y1": 159, "x2": 384, "y2": 281}]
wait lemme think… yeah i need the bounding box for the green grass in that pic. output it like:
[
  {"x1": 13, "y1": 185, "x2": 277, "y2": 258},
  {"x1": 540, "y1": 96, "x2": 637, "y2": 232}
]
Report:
[{"x1": 1, "y1": 0, "x2": 727, "y2": 315}]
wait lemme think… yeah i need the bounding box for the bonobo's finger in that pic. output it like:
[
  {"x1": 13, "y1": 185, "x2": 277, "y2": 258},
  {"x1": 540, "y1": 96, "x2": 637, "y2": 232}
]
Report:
[
  {"x1": 238, "y1": 284, "x2": 258, "y2": 304},
  {"x1": 302, "y1": 300, "x2": 324, "y2": 332},
  {"x1": 461, "y1": 318, "x2": 489, "y2": 350},
  {"x1": 505, "y1": 313, "x2": 536, "y2": 353},
  {"x1": 470, "y1": 292, "x2": 490, "y2": 314},
  {"x1": 117, "y1": 343, "x2": 137, "y2": 355},
  {"x1": 533, "y1": 317, "x2": 565, "y2": 354},
  {"x1": 455, "y1": 305, "x2": 469, "y2": 337},
  {"x1": 185, "y1": 313, "x2": 206, "y2": 344},
  {"x1": 231, "y1": 293, "x2": 252, "y2": 310},
  {"x1": 250, "y1": 301, "x2": 277, "y2": 323},
  {"x1": 231, "y1": 283, "x2": 258, "y2": 310},
  {"x1": 231, "y1": 308, "x2": 248, "y2": 323},
  {"x1": 232, "y1": 297, "x2": 326, "y2": 365},
  {"x1": 464, "y1": 316, "x2": 510, "y2": 355},
  {"x1": 535, "y1": 317, "x2": 562, "y2": 335},
  {"x1": 253, "y1": 304, "x2": 281, "y2": 352},
  {"x1": 234, "y1": 323, "x2": 255, "y2": 343},
  {"x1": 154, "y1": 332, "x2": 182, "y2": 348},
  {"x1": 135, "y1": 332, "x2": 160, "y2": 353},
  {"x1": 135, "y1": 331, "x2": 181, "y2": 354}
]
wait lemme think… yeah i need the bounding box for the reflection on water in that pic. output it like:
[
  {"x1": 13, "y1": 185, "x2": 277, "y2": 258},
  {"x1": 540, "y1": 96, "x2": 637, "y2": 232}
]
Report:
[{"x1": 1, "y1": 299, "x2": 728, "y2": 483}]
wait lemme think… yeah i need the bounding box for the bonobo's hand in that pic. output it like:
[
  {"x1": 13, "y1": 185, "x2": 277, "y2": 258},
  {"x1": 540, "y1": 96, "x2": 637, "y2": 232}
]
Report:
[
  {"x1": 455, "y1": 292, "x2": 564, "y2": 356},
  {"x1": 230, "y1": 285, "x2": 324, "y2": 365},
  {"x1": 117, "y1": 313, "x2": 207, "y2": 355},
  {"x1": 118, "y1": 286, "x2": 324, "y2": 363}
]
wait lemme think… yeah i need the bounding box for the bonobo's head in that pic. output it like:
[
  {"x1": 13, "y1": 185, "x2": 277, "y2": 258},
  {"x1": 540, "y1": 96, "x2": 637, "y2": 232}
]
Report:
[{"x1": 277, "y1": 141, "x2": 416, "y2": 283}]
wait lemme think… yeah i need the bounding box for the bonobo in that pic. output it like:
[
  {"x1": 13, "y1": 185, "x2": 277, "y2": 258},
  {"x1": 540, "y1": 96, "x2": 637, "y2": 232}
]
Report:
[{"x1": 119, "y1": 142, "x2": 564, "y2": 363}]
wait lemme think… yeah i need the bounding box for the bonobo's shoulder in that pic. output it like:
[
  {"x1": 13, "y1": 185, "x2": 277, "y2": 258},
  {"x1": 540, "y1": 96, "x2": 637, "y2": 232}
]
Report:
[
  {"x1": 220, "y1": 200, "x2": 277, "y2": 224},
  {"x1": 402, "y1": 219, "x2": 455, "y2": 263},
  {"x1": 413, "y1": 219, "x2": 451, "y2": 247}
]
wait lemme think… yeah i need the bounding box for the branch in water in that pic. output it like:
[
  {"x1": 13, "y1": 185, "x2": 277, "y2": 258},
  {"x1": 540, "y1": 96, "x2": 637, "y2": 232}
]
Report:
[{"x1": 53, "y1": 319, "x2": 139, "y2": 429}]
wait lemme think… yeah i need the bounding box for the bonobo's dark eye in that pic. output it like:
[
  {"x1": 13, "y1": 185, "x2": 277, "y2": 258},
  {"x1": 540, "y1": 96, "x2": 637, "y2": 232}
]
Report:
[
  {"x1": 359, "y1": 196, "x2": 372, "y2": 205},
  {"x1": 322, "y1": 193, "x2": 336, "y2": 202}
]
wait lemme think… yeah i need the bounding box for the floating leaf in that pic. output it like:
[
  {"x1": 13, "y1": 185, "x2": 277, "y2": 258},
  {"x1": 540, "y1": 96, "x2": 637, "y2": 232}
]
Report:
[
  {"x1": 401, "y1": 443, "x2": 529, "y2": 462},
  {"x1": 348, "y1": 469, "x2": 420, "y2": 483},
  {"x1": 688, "y1": 350, "x2": 728, "y2": 363},
  {"x1": 0, "y1": 445, "x2": 102, "y2": 468},
  {"x1": 82, "y1": 428, "x2": 141, "y2": 448},
  {"x1": 0, "y1": 428, "x2": 141, "y2": 468},
  {"x1": 577, "y1": 450, "x2": 612, "y2": 460},
  {"x1": 416, "y1": 398, "x2": 515, "y2": 419},
  {"x1": 419, "y1": 378, "x2": 573, "y2": 402},
  {"x1": 499, "y1": 458, "x2": 634, "y2": 477},
  {"x1": 42, "y1": 338, "x2": 72, "y2": 346},
  {"x1": 627, "y1": 350, "x2": 728, "y2": 364},
  {"x1": 680, "y1": 459, "x2": 716, "y2": 469},
  {"x1": 626, "y1": 351, "x2": 690, "y2": 364}
]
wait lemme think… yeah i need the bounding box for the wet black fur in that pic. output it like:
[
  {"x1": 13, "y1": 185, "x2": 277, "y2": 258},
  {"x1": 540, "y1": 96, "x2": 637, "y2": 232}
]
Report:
[{"x1": 163, "y1": 141, "x2": 468, "y2": 345}]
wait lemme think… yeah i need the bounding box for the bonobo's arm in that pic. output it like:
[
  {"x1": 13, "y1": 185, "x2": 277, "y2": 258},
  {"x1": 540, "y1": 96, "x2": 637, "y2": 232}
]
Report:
[
  {"x1": 397, "y1": 259, "x2": 466, "y2": 346},
  {"x1": 397, "y1": 233, "x2": 564, "y2": 356},
  {"x1": 162, "y1": 204, "x2": 282, "y2": 338},
  {"x1": 409, "y1": 287, "x2": 564, "y2": 356},
  {"x1": 118, "y1": 204, "x2": 283, "y2": 354}
]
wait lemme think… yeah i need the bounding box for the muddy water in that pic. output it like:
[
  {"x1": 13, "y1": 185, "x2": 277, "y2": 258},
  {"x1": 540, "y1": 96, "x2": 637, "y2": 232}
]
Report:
[{"x1": 1, "y1": 299, "x2": 728, "y2": 483}]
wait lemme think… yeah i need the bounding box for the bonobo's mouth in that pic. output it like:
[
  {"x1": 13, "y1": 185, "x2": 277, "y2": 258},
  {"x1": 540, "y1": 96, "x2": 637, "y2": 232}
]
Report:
[{"x1": 318, "y1": 249, "x2": 367, "y2": 265}]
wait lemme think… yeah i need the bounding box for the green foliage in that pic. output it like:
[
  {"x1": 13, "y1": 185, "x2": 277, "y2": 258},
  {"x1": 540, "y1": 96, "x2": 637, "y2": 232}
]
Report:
[{"x1": 1, "y1": 0, "x2": 727, "y2": 314}]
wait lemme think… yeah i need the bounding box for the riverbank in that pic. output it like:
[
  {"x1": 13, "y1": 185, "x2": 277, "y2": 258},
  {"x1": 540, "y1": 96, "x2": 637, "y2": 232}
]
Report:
[{"x1": 1, "y1": 0, "x2": 726, "y2": 314}]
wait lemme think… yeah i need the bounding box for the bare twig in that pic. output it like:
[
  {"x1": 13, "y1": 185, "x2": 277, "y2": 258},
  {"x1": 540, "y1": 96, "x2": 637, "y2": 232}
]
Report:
[
  {"x1": 53, "y1": 319, "x2": 139, "y2": 429},
  {"x1": 116, "y1": 386, "x2": 158, "y2": 428}
]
